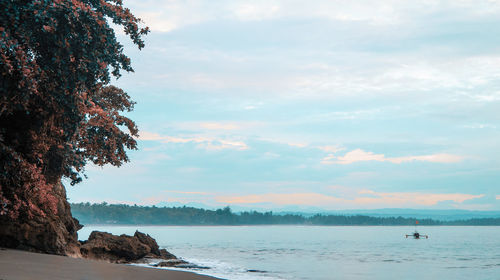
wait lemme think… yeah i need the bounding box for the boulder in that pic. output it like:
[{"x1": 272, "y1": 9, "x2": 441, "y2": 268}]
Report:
[
  {"x1": 80, "y1": 230, "x2": 179, "y2": 264},
  {"x1": 80, "y1": 231, "x2": 152, "y2": 263},
  {"x1": 78, "y1": 230, "x2": 206, "y2": 268}
]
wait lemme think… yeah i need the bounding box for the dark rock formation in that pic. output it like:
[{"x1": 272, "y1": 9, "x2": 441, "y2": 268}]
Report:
[
  {"x1": 159, "y1": 248, "x2": 177, "y2": 259},
  {"x1": 247, "y1": 269, "x2": 268, "y2": 273},
  {"x1": 81, "y1": 231, "x2": 151, "y2": 263},
  {"x1": 154, "y1": 259, "x2": 189, "y2": 267},
  {"x1": 80, "y1": 230, "x2": 178, "y2": 264},
  {"x1": 0, "y1": 183, "x2": 82, "y2": 256},
  {"x1": 79, "y1": 230, "x2": 206, "y2": 269},
  {"x1": 154, "y1": 260, "x2": 210, "y2": 270},
  {"x1": 133, "y1": 231, "x2": 161, "y2": 256}
]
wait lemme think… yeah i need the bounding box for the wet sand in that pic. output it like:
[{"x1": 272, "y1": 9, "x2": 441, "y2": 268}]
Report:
[{"x1": 0, "y1": 248, "x2": 222, "y2": 280}]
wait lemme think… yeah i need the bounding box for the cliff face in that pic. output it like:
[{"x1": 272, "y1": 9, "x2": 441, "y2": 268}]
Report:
[{"x1": 0, "y1": 182, "x2": 82, "y2": 257}]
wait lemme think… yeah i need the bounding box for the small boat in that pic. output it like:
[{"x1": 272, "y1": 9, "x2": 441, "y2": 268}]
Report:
[
  {"x1": 405, "y1": 231, "x2": 428, "y2": 239},
  {"x1": 405, "y1": 220, "x2": 428, "y2": 239}
]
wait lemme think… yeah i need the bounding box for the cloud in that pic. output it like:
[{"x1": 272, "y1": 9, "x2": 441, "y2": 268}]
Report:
[
  {"x1": 198, "y1": 139, "x2": 248, "y2": 151},
  {"x1": 497, "y1": 195, "x2": 500, "y2": 200},
  {"x1": 355, "y1": 190, "x2": 483, "y2": 206},
  {"x1": 141, "y1": 190, "x2": 208, "y2": 205},
  {"x1": 287, "y1": 142, "x2": 308, "y2": 148},
  {"x1": 199, "y1": 122, "x2": 241, "y2": 130},
  {"x1": 130, "y1": 0, "x2": 400, "y2": 33},
  {"x1": 322, "y1": 149, "x2": 464, "y2": 165},
  {"x1": 137, "y1": 11, "x2": 178, "y2": 32},
  {"x1": 232, "y1": 3, "x2": 280, "y2": 21},
  {"x1": 137, "y1": 131, "x2": 167, "y2": 141},
  {"x1": 256, "y1": 137, "x2": 309, "y2": 148},
  {"x1": 462, "y1": 123, "x2": 497, "y2": 129},
  {"x1": 162, "y1": 190, "x2": 208, "y2": 195},
  {"x1": 216, "y1": 190, "x2": 483, "y2": 208},
  {"x1": 217, "y1": 192, "x2": 341, "y2": 205},
  {"x1": 138, "y1": 131, "x2": 248, "y2": 151},
  {"x1": 158, "y1": 121, "x2": 263, "y2": 134},
  {"x1": 128, "y1": 0, "x2": 220, "y2": 33},
  {"x1": 317, "y1": 145, "x2": 344, "y2": 153}
]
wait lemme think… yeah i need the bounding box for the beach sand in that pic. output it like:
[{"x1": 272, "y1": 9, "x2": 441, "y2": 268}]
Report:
[{"x1": 0, "y1": 248, "x2": 222, "y2": 280}]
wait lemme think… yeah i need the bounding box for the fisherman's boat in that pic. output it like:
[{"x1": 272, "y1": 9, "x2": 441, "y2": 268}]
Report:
[{"x1": 405, "y1": 220, "x2": 429, "y2": 239}]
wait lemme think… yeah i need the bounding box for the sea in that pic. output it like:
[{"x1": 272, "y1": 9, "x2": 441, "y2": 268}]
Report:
[{"x1": 78, "y1": 226, "x2": 500, "y2": 280}]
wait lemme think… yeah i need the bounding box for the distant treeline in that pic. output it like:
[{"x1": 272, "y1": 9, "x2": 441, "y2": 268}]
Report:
[{"x1": 70, "y1": 203, "x2": 500, "y2": 226}]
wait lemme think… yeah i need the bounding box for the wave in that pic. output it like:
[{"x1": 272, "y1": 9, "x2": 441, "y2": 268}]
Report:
[{"x1": 133, "y1": 256, "x2": 285, "y2": 280}]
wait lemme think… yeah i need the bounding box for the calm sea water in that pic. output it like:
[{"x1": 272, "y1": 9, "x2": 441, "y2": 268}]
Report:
[{"x1": 78, "y1": 226, "x2": 500, "y2": 280}]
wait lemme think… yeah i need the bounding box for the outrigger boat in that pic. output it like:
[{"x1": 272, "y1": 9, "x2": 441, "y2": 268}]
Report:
[
  {"x1": 406, "y1": 231, "x2": 428, "y2": 239},
  {"x1": 405, "y1": 220, "x2": 428, "y2": 239}
]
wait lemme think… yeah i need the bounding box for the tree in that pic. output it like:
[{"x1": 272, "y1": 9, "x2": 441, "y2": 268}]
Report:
[{"x1": 0, "y1": 0, "x2": 148, "y2": 219}]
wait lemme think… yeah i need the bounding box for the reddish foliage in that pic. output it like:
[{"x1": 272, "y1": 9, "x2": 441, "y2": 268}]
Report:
[{"x1": 0, "y1": 0, "x2": 148, "y2": 218}]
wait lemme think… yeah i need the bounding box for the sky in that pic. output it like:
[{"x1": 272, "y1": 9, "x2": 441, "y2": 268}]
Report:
[{"x1": 67, "y1": 0, "x2": 500, "y2": 211}]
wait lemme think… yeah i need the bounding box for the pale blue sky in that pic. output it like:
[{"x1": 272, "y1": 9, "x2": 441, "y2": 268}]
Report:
[{"x1": 68, "y1": 0, "x2": 500, "y2": 210}]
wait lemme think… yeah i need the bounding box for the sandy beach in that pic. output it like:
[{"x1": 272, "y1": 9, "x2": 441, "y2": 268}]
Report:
[{"x1": 0, "y1": 248, "x2": 222, "y2": 280}]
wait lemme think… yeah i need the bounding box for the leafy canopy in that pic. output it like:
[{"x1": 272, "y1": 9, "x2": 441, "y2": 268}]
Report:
[{"x1": 0, "y1": 0, "x2": 148, "y2": 217}]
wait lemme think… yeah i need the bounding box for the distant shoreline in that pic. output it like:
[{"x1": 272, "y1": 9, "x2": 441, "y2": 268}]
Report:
[{"x1": 71, "y1": 203, "x2": 500, "y2": 226}]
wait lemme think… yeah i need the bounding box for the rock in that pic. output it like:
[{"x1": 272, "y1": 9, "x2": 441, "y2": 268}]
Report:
[
  {"x1": 0, "y1": 182, "x2": 82, "y2": 257},
  {"x1": 152, "y1": 259, "x2": 210, "y2": 270},
  {"x1": 80, "y1": 230, "x2": 179, "y2": 264},
  {"x1": 154, "y1": 259, "x2": 189, "y2": 267},
  {"x1": 175, "y1": 263, "x2": 210, "y2": 270},
  {"x1": 0, "y1": 179, "x2": 180, "y2": 265},
  {"x1": 80, "y1": 231, "x2": 152, "y2": 263},
  {"x1": 247, "y1": 269, "x2": 268, "y2": 273},
  {"x1": 159, "y1": 248, "x2": 177, "y2": 259},
  {"x1": 133, "y1": 231, "x2": 160, "y2": 256}
]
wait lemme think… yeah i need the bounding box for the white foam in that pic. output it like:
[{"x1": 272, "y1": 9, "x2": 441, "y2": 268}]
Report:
[{"x1": 133, "y1": 257, "x2": 285, "y2": 280}]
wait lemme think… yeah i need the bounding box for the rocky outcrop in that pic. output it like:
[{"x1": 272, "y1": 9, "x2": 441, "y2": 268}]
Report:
[
  {"x1": 80, "y1": 230, "x2": 177, "y2": 263},
  {"x1": 0, "y1": 182, "x2": 82, "y2": 257},
  {"x1": 0, "y1": 180, "x2": 195, "y2": 269},
  {"x1": 80, "y1": 231, "x2": 149, "y2": 263},
  {"x1": 79, "y1": 230, "x2": 205, "y2": 269}
]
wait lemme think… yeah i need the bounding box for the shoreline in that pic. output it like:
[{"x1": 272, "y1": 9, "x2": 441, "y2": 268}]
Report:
[{"x1": 0, "y1": 248, "x2": 223, "y2": 280}]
